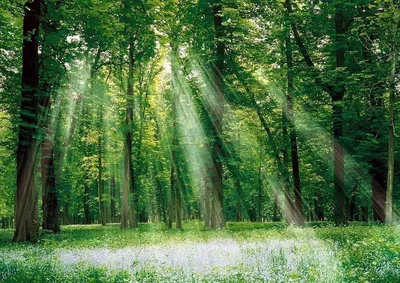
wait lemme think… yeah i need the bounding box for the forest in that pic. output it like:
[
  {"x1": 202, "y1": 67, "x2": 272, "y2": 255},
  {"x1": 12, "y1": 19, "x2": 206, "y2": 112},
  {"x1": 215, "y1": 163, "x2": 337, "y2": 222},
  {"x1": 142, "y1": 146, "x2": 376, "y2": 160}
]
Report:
[{"x1": 0, "y1": 0, "x2": 400, "y2": 282}]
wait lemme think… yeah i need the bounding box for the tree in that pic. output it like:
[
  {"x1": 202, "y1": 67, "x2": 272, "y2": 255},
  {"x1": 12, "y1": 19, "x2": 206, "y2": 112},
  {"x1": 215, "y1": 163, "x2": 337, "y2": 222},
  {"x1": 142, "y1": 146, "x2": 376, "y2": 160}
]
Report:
[
  {"x1": 14, "y1": 0, "x2": 42, "y2": 242},
  {"x1": 386, "y1": 0, "x2": 399, "y2": 224}
]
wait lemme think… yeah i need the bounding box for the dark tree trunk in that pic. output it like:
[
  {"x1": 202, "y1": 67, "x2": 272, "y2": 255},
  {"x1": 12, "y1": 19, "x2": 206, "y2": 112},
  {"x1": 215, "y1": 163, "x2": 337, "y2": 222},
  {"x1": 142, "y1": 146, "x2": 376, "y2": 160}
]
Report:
[
  {"x1": 122, "y1": 40, "x2": 137, "y2": 229},
  {"x1": 62, "y1": 202, "x2": 69, "y2": 225},
  {"x1": 14, "y1": 0, "x2": 41, "y2": 242},
  {"x1": 314, "y1": 192, "x2": 324, "y2": 221},
  {"x1": 110, "y1": 175, "x2": 116, "y2": 223},
  {"x1": 168, "y1": 163, "x2": 175, "y2": 229},
  {"x1": 257, "y1": 148, "x2": 263, "y2": 222},
  {"x1": 332, "y1": 8, "x2": 347, "y2": 226},
  {"x1": 361, "y1": 206, "x2": 368, "y2": 222},
  {"x1": 209, "y1": 2, "x2": 225, "y2": 229},
  {"x1": 282, "y1": 113, "x2": 293, "y2": 224},
  {"x1": 371, "y1": 162, "x2": 387, "y2": 222},
  {"x1": 171, "y1": 54, "x2": 182, "y2": 229},
  {"x1": 235, "y1": 179, "x2": 243, "y2": 222},
  {"x1": 285, "y1": 36, "x2": 304, "y2": 226},
  {"x1": 40, "y1": 80, "x2": 58, "y2": 233},
  {"x1": 97, "y1": 132, "x2": 106, "y2": 226},
  {"x1": 97, "y1": 97, "x2": 106, "y2": 226},
  {"x1": 41, "y1": 122, "x2": 59, "y2": 232},
  {"x1": 175, "y1": 170, "x2": 182, "y2": 229},
  {"x1": 349, "y1": 185, "x2": 357, "y2": 221},
  {"x1": 386, "y1": 10, "x2": 397, "y2": 222},
  {"x1": 204, "y1": 176, "x2": 211, "y2": 228}
]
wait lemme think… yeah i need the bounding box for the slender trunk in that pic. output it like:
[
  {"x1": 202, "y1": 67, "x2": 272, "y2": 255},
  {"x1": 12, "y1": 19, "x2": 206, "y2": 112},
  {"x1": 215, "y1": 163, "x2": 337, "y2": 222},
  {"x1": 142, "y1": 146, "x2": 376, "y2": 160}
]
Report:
[
  {"x1": 171, "y1": 54, "x2": 182, "y2": 229},
  {"x1": 175, "y1": 170, "x2": 182, "y2": 229},
  {"x1": 155, "y1": 172, "x2": 166, "y2": 224},
  {"x1": 285, "y1": 35, "x2": 304, "y2": 226},
  {"x1": 168, "y1": 163, "x2": 175, "y2": 229},
  {"x1": 110, "y1": 175, "x2": 116, "y2": 223},
  {"x1": 40, "y1": 82, "x2": 58, "y2": 232},
  {"x1": 62, "y1": 202, "x2": 69, "y2": 225},
  {"x1": 386, "y1": 8, "x2": 397, "y2": 223},
  {"x1": 209, "y1": 2, "x2": 225, "y2": 229},
  {"x1": 97, "y1": 131, "x2": 105, "y2": 226},
  {"x1": 282, "y1": 93, "x2": 293, "y2": 225},
  {"x1": 41, "y1": 120, "x2": 59, "y2": 232},
  {"x1": 314, "y1": 192, "x2": 324, "y2": 221},
  {"x1": 349, "y1": 185, "x2": 357, "y2": 221},
  {"x1": 333, "y1": 8, "x2": 346, "y2": 226},
  {"x1": 14, "y1": 0, "x2": 41, "y2": 242},
  {"x1": 257, "y1": 154, "x2": 262, "y2": 222},
  {"x1": 235, "y1": 179, "x2": 243, "y2": 221},
  {"x1": 204, "y1": 174, "x2": 211, "y2": 228},
  {"x1": 122, "y1": 40, "x2": 137, "y2": 229}
]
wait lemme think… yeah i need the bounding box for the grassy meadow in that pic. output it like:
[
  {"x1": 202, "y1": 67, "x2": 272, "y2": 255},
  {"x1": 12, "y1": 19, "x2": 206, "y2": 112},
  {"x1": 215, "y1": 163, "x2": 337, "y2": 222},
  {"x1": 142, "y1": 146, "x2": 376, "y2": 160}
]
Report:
[{"x1": 0, "y1": 222, "x2": 400, "y2": 282}]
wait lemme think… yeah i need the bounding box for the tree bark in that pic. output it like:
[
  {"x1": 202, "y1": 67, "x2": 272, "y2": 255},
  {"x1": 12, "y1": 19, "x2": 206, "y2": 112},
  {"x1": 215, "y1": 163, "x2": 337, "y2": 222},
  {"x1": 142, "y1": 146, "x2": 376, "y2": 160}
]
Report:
[
  {"x1": 122, "y1": 40, "x2": 137, "y2": 229},
  {"x1": 171, "y1": 51, "x2": 182, "y2": 229},
  {"x1": 14, "y1": 0, "x2": 41, "y2": 242},
  {"x1": 204, "y1": 172, "x2": 211, "y2": 228},
  {"x1": 168, "y1": 163, "x2": 175, "y2": 229},
  {"x1": 209, "y1": 2, "x2": 225, "y2": 229},
  {"x1": 97, "y1": 127, "x2": 106, "y2": 226},
  {"x1": 386, "y1": 9, "x2": 397, "y2": 223},
  {"x1": 332, "y1": 7, "x2": 347, "y2": 226},
  {"x1": 110, "y1": 175, "x2": 116, "y2": 223},
  {"x1": 285, "y1": 35, "x2": 304, "y2": 226},
  {"x1": 41, "y1": 118, "x2": 59, "y2": 232}
]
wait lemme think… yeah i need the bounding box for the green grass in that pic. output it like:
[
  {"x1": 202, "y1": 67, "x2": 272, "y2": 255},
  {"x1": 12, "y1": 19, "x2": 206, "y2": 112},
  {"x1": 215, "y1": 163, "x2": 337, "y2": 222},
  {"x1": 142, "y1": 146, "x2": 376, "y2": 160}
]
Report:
[{"x1": 0, "y1": 221, "x2": 399, "y2": 282}]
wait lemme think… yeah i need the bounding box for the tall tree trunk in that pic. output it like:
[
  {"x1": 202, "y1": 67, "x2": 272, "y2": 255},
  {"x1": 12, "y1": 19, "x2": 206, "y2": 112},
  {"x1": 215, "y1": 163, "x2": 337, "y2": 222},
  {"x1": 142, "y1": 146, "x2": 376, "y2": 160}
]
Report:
[
  {"x1": 314, "y1": 192, "x2": 324, "y2": 221},
  {"x1": 386, "y1": 9, "x2": 397, "y2": 223},
  {"x1": 204, "y1": 172, "x2": 211, "y2": 228},
  {"x1": 40, "y1": 80, "x2": 58, "y2": 232},
  {"x1": 175, "y1": 169, "x2": 182, "y2": 229},
  {"x1": 171, "y1": 53, "x2": 182, "y2": 229},
  {"x1": 14, "y1": 0, "x2": 41, "y2": 242},
  {"x1": 285, "y1": 36, "x2": 304, "y2": 226},
  {"x1": 282, "y1": 98, "x2": 293, "y2": 224},
  {"x1": 110, "y1": 175, "x2": 116, "y2": 223},
  {"x1": 272, "y1": 189, "x2": 281, "y2": 222},
  {"x1": 62, "y1": 202, "x2": 69, "y2": 225},
  {"x1": 122, "y1": 40, "x2": 137, "y2": 229},
  {"x1": 97, "y1": 129, "x2": 105, "y2": 226},
  {"x1": 209, "y1": 2, "x2": 225, "y2": 229},
  {"x1": 332, "y1": 7, "x2": 346, "y2": 226},
  {"x1": 41, "y1": 117, "x2": 59, "y2": 232},
  {"x1": 168, "y1": 163, "x2": 175, "y2": 229},
  {"x1": 257, "y1": 152, "x2": 262, "y2": 222}
]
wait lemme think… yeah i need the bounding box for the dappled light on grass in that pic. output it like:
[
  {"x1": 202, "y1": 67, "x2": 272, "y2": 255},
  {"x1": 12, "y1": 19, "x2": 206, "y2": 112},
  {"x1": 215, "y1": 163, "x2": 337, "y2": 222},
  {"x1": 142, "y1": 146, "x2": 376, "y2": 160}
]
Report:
[
  {"x1": 57, "y1": 238, "x2": 341, "y2": 282},
  {"x1": 1, "y1": 223, "x2": 400, "y2": 281}
]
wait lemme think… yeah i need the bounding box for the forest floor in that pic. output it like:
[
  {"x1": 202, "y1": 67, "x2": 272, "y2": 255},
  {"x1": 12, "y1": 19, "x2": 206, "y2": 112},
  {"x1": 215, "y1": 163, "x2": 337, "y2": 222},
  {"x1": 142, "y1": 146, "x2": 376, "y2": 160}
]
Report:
[{"x1": 0, "y1": 221, "x2": 399, "y2": 282}]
